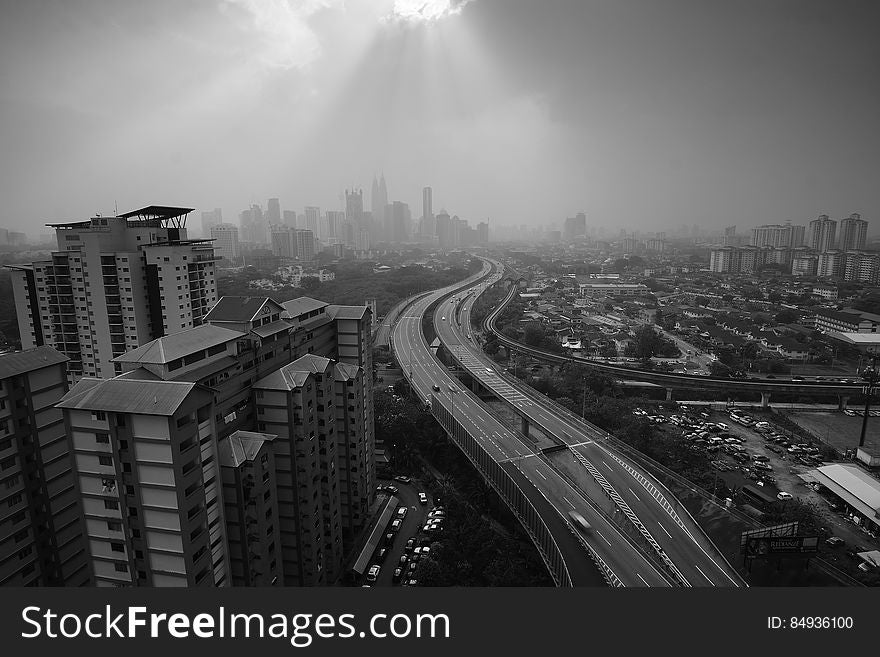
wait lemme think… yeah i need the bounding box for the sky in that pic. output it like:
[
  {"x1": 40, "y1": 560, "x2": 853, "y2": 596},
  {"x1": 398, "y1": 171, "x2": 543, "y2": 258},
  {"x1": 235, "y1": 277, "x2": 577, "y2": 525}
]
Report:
[{"x1": 1, "y1": 0, "x2": 879, "y2": 236}]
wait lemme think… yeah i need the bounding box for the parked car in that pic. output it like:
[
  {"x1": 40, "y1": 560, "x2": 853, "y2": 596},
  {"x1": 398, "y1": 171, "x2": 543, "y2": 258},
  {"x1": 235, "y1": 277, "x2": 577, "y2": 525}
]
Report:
[
  {"x1": 396, "y1": 507, "x2": 408, "y2": 519},
  {"x1": 777, "y1": 491, "x2": 793, "y2": 501},
  {"x1": 825, "y1": 536, "x2": 844, "y2": 547},
  {"x1": 390, "y1": 519, "x2": 403, "y2": 532},
  {"x1": 418, "y1": 492, "x2": 428, "y2": 504},
  {"x1": 366, "y1": 565, "x2": 381, "y2": 582}
]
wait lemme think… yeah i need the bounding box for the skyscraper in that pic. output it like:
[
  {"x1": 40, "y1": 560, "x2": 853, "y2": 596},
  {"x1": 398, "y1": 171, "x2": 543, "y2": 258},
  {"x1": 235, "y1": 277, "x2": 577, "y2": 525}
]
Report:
[
  {"x1": 304, "y1": 206, "x2": 321, "y2": 239},
  {"x1": 421, "y1": 186, "x2": 434, "y2": 239},
  {"x1": 200, "y1": 209, "x2": 222, "y2": 238},
  {"x1": 390, "y1": 201, "x2": 411, "y2": 243},
  {"x1": 839, "y1": 213, "x2": 868, "y2": 251},
  {"x1": 8, "y1": 206, "x2": 219, "y2": 382},
  {"x1": 267, "y1": 198, "x2": 281, "y2": 225},
  {"x1": 283, "y1": 210, "x2": 297, "y2": 228},
  {"x1": 808, "y1": 215, "x2": 837, "y2": 252},
  {"x1": 436, "y1": 210, "x2": 452, "y2": 249},
  {"x1": 563, "y1": 213, "x2": 586, "y2": 241},
  {"x1": 210, "y1": 223, "x2": 240, "y2": 262},
  {"x1": 370, "y1": 176, "x2": 388, "y2": 244}
]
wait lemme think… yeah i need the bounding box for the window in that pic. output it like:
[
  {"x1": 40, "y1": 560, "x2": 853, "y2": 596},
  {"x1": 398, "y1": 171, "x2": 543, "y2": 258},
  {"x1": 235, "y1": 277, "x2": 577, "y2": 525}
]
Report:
[
  {"x1": 111, "y1": 543, "x2": 125, "y2": 553},
  {"x1": 104, "y1": 500, "x2": 119, "y2": 510},
  {"x1": 107, "y1": 521, "x2": 122, "y2": 531},
  {"x1": 114, "y1": 563, "x2": 128, "y2": 572},
  {"x1": 8, "y1": 493, "x2": 23, "y2": 507},
  {"x1": 96, "y1": 433, "x2": 110, "y2": 444},
  {"x1": 98, "y1": 455, "x2": 113, "y2": 466},
  {"x1": 91, "y1": 411, "x2": 106, "y2": 421}
]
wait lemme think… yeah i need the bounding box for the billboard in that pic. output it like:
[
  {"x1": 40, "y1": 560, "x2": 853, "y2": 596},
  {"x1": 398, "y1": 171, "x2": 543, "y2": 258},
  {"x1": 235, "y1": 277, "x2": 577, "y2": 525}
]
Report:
[{"x1": 743, "y1": 535, "x2": 818, "y2": 559}]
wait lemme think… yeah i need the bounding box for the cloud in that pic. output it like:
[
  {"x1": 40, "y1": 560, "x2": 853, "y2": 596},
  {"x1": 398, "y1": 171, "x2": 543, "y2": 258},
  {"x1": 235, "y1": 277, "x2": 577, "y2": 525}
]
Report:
[
  {"x1": 388, "y1": 0, "x2": 474, "y2": 23},
  {"x1": 221, "y1": 0, "x2": 344, "y2": 69}
]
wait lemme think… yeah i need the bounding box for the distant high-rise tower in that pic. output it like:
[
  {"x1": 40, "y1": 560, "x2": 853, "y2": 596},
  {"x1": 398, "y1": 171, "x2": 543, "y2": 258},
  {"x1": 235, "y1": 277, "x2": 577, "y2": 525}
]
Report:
[
  {"x1": 304, "y1": 206, "x2": 321, "y2": 239},
  {"x1": 563, "y1": 213, "x2": 586, "y2": 241},
  {"x1": 267, "y1": 198, "x2": 281, "y2": 225},
  {"x1": 421, "y1": 187, "x2": 434, "y2": 239},
  {"x1": 839, "y1": 213, "x2": 868, "y2": 251},
  {"x1": 808, "y1": 215, "x2": 837, "y2": 252},
  {"x1": 283, "y1": 210, "x2": 297, "y2": 227},
  {"x1": 201, "y1": 208, "x2": 222, "y2": 238},
  {"x1": 211, "y1": 223, "x2": 241, "y2": 261},
  {"x1": 436, "y1": 210, "x2": 452, "y2": 249}
]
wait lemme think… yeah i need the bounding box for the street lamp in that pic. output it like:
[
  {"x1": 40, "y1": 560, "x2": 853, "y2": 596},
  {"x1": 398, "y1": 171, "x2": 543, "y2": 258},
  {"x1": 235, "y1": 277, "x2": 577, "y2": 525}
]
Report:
[{"x1": 858, "y1": 351, "x2": 879, "y2": 449}]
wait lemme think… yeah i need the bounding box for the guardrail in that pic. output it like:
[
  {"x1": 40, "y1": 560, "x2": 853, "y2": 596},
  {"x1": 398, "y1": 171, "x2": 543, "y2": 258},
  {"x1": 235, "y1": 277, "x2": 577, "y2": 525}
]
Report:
[{"x1": 432, "y1": 395, "x2": 616, "y2": 588}]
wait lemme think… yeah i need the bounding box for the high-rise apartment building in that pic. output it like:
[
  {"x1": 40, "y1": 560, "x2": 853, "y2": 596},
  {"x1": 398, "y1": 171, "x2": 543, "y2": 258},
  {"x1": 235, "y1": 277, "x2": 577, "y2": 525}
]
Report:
[
  {"x1": 436, "y1": 211, "x2": 452, "y2": 249},
  {"x1": 55, "y1": 294, "x2": 375, "y2": 586},
  {"x1": 817, "y1": 250, "x2": 845, "y2": 278},
  {"x1": 56, "y1": 376, "x2": 224, "y2": 587},
  {"x1": 808, "y1": 215, "x2": 837, "y2": 252},
  {"x1": 0, "y1": 347, "x2": 90, "y2": 586},
  {"x1": 283, "y1": 210, "x2": 297, "y2": 228},
  {"x1": 210, "y1": 223, "x2": 240, "y2": 262},
  {"x1": 8, "y1": 206, "x2": 219, "y2": 382},
  {"x1": 295, "y1": 229, "x2": 316, "y2": 262},
  {"x1": 477, "y1": 222, "x2": 489, "y2": 245},
  {"x1": 751, "y1": 223, "x2": 804, "y2": 248},
  {"x1": 270, "y1": 225, "x2": 296, "y2": 259},
  {"x1": 839, "y1": 213, "x2": 868, "y2": 251},
  {"x1": 843, "y1": 252, "x2": 880, "y2": 284},
  {"x1": 390, "y1": 201, "x2": 411, "y2": 243},
  {"x1": 325, "y1": 211, "x2": 344, "y2": 243}
]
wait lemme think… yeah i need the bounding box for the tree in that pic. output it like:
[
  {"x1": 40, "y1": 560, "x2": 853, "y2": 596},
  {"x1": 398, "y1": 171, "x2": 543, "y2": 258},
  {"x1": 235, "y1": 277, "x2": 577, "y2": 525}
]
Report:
[
  {"x1": 709, "y1": 361, "x2": 731, "y2": 377},
  {"x1": 523, "y1": 322, "x2": 545, "y2": 347},
  {"x1": 300, "y1": 276, "x2": 321, "y2": 291},
  {"x1": 775, "y1": 309, "x2": 798, "y2": 324}
]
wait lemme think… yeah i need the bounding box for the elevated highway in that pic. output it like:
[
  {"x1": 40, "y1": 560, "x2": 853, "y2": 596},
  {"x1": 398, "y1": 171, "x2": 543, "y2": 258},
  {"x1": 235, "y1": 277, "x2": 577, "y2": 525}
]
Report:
[
  {"x1": 390, "y1": 263, "x2": 679, "y2": 587},
  {"x1": 433, "y1": 259, "x2": 746, "y2": 587}
]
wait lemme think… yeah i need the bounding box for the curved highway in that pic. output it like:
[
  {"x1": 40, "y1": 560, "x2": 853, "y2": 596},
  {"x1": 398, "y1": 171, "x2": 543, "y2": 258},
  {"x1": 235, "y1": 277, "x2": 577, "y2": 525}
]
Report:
[
  {"x1": 391, "y1": 262, "x2": 674, "y2": 586},
  {"x1": 435, "y1": 259, "x2": 746, "y2": 587}
]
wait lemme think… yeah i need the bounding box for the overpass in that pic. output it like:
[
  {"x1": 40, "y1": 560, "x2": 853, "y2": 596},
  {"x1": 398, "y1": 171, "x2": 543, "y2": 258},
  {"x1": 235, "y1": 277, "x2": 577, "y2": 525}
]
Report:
[
  {"x1": 390, "y1": 262, "x2": 682, "y2": 586},
  {"x1": 433, "y1": 259, "x2": 745, "y2": 588},
  {"x1": 483, "y1": 281, "x2": 865, "y2": 408}
]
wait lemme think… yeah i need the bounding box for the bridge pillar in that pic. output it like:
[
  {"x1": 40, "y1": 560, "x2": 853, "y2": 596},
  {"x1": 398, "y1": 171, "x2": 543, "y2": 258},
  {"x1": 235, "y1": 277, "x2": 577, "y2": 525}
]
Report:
[
  {"x1": 665, "y1": 388, "x2": 674, "y2": 402},
  {"x1": 471, "y1": 378, "x2": 480, "y2": 393},
  {"x1": 521, "y1": 415, "x2": 529, "y2": 436},
  {"x1": 839, "y1": 396, "x2": 850, "y2": 411},
  {"x1": 760, "y1": 390, "x2": 772, "y2": 408}
]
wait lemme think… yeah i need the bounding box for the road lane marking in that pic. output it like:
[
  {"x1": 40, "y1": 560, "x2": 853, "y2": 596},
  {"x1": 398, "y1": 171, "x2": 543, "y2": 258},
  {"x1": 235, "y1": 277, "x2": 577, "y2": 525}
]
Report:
[
  {"x1": 602, "y1": 460, "x2": 612, "y2": 470},
  {"x1": 562, "y1": 496, "x2": 575, "y2": 508},
  {"x1": 535, "y1": 469, "x2": 547, "y2": 480},
  {"x1": 657, "y1": 522, "x2": 672, "y2": 539},
  {"x1": 636, "y1": 573, "x2": 649, "y2": 586},
  {"x1": 628, "y1": 487, "x2": 642, "y2": 502},
  {"x1": 595, "y1": 530, "x2": 612, "y2": 547},
  {"x1": 694, "y1": 564, "x2": 715, "y2": 586}
]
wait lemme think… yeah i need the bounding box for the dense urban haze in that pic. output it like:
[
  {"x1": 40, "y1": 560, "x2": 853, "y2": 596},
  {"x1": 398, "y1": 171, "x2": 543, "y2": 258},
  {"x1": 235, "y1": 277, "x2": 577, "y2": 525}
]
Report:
[{"x1": 2, "y1": 0, "x2": 880, "y2": 234}]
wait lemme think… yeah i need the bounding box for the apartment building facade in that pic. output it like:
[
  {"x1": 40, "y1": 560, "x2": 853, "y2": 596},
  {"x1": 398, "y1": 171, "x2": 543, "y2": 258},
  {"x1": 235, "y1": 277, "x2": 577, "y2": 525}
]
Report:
[
  {"x1": 0, "y1": 347, "x2": 90, "y2": 586},
  {"x1": 55, "y1": 294, "x2": 374, "y2": 586},
  {"x1": 8, "y1": 206, "x2": 219, "y2": 383}
]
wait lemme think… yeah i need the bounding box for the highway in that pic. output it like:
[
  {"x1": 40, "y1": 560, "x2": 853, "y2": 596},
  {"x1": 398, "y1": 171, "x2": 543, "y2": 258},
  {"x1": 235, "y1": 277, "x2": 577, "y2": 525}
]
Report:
[
  {"x1": 391, "y1": 263, "x2": 676, "y2": 587},
  {"x1": 433, "y1": 259, "x2": 746, "y2": 587}
]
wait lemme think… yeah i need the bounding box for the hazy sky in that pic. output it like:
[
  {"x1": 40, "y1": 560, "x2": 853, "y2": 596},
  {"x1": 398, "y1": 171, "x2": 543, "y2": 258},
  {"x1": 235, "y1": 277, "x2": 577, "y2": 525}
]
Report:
[{"x1": 2, "y1": 0, "x2": 879, "y2": 235}]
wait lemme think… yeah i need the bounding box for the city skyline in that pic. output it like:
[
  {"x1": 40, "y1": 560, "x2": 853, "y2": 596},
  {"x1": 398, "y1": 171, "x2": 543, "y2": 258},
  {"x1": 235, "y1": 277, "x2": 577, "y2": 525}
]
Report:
[{"x1": 1, "y1": 1, "x2": 879, "y2": 234}]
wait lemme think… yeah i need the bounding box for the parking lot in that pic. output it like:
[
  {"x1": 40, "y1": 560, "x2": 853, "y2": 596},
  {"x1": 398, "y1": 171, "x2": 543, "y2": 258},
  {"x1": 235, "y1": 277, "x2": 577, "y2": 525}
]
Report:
[
  {"x1": 635, "y1": 405, "x2": 880, "y2": 558},
  {"x1": 362, "y1": 476, "x2": 445, "y2": 587}
]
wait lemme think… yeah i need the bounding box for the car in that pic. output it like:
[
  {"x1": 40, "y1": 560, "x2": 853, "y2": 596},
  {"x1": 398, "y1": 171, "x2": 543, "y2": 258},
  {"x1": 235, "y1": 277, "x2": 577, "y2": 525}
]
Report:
[
  {"x1": 407, "y1": 562, "x2": 418, "y2": 574},
  {"x1": 414, "y1": 546, "x2": 431, "y2": 557},
  {"x1": 393, "y1": 475, "x2": 412, "y2": 484},
  {"x1": 776, "y1": 491, "x2": 793, "y2": 501},
  {"x1": 404, "y1": 538, "x2": 416, "y2": 552},
  {"x1": 754, "y1": 462, "x2": 772, "y2": 471},
  {"x1": 366, "y1": 565, "x2": 381, "y2": 582},
  {"x1": 375, "y1": 548, "x2": 388, "y2": 562},
  {"x1": 390, "y1": 519, "x2": 403, "y2": 532},
  {"x1": 396, "y1": 507, "x2": 408, "y2": 519},
  {"x1": 398, "y1": 554, "x2": 409, "y2": 567},
  {"x1": 384, "y1": 532, "x2": 395, "y2": 547},
  {"x1": 418, "y1": 492, "x2": 428, "y2": 504},
  {"x1": 441, "y1": 316, "x2": 446, "y2": 321},
  {"x1": 402, "y1": 579, "x2": 418, "y2": 587},
  {"x1": 486, "y1": 368, "x2": 493, "y2": 373},
  {"x1": 825, "y1": 536, "x2": 844, "y2": 547},
  {"x1": 568, "y1": 510, "x2": 592, "y2": 532},
  {"x1": 393, "y1": 567, "x2": 404, "y2": 582},
  {"x1": 431, "y1": 384, "x2": 441, "y2": 392}
]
